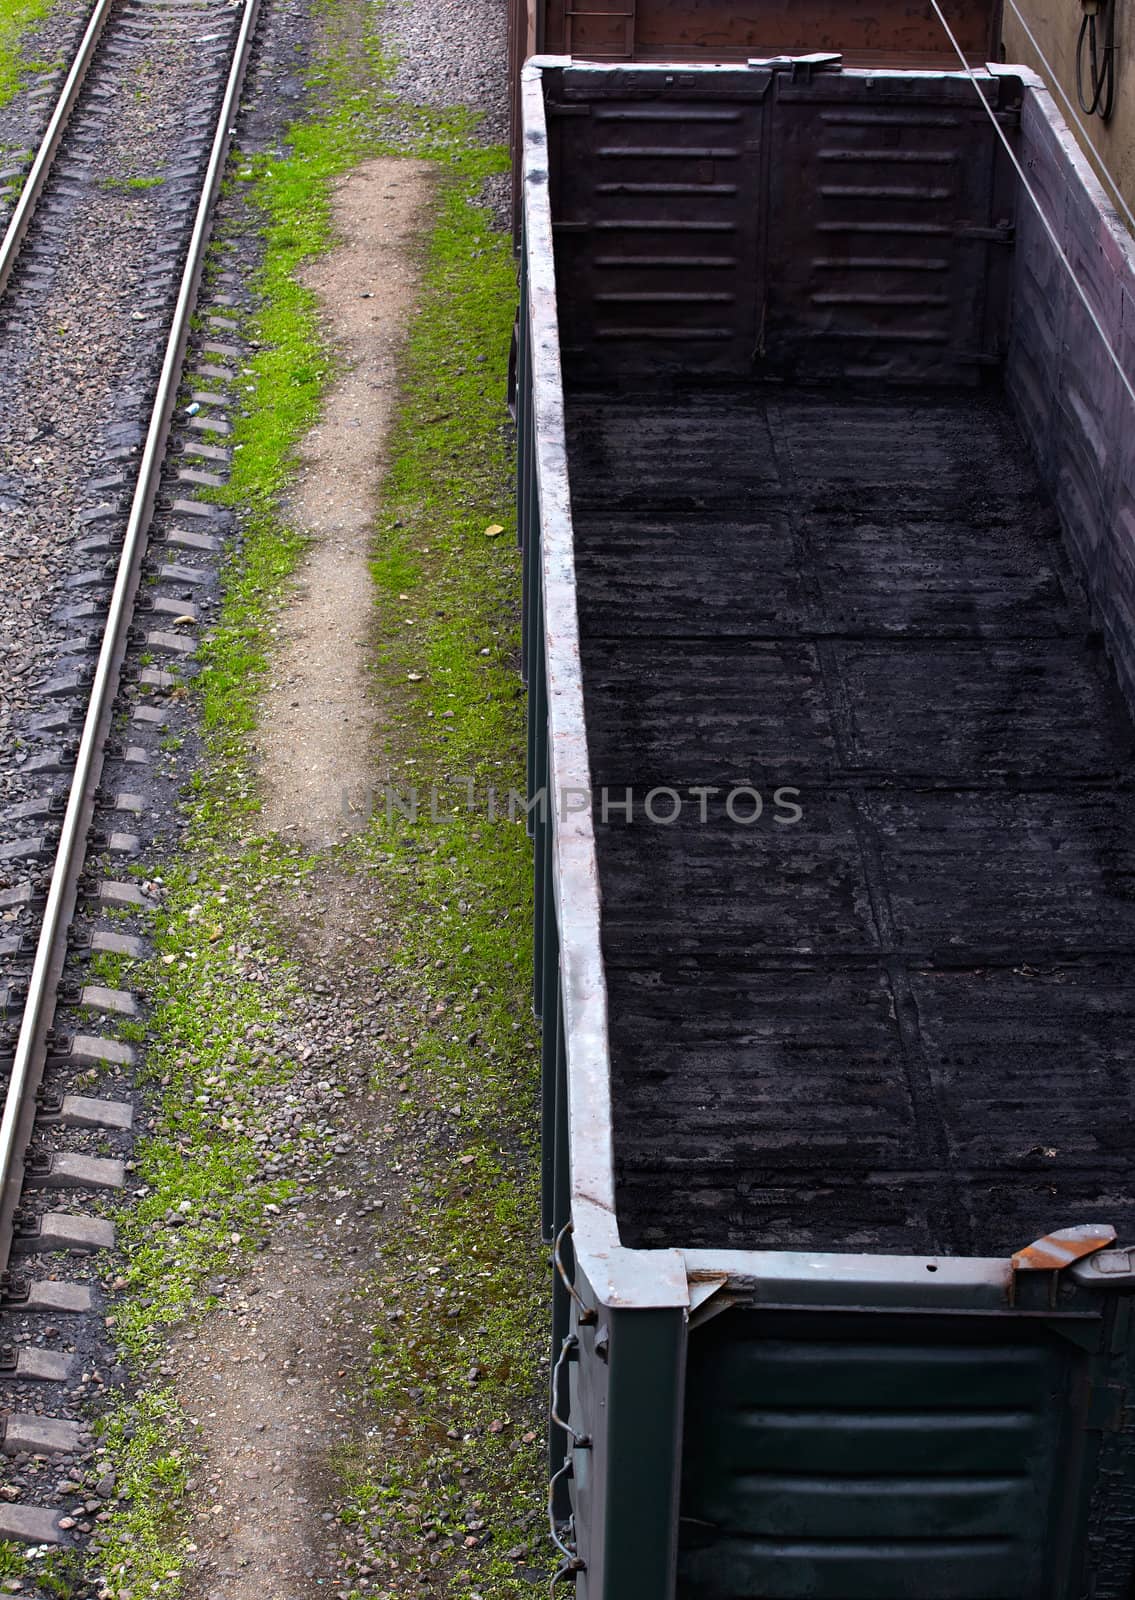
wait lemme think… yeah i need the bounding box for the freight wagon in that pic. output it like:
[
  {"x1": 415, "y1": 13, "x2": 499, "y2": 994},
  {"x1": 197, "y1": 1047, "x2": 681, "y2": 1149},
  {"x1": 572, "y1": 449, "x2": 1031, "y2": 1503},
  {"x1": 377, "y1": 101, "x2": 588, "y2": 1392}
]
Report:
[
  {"x1": 506, "y1": 0, "x2": 1003, "y2": 233},
  {"x1": 516, "y1": 54, "x2": 1135, "y2": 1599}
]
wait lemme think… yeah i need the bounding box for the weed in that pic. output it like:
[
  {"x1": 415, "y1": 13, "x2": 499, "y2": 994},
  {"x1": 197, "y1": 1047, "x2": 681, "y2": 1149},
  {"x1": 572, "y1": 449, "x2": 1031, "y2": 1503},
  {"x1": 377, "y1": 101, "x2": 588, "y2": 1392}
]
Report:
[{"x1": 100, "y1": 173, "x2": 165, "y2": 191}]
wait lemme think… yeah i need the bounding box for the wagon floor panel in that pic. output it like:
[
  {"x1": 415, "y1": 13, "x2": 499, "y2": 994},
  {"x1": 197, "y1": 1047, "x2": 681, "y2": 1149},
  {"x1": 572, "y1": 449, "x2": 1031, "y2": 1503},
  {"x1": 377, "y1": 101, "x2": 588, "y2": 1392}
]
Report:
[{"x1": 565, "y1": 386, "x2": 1135, "y2": 1256}]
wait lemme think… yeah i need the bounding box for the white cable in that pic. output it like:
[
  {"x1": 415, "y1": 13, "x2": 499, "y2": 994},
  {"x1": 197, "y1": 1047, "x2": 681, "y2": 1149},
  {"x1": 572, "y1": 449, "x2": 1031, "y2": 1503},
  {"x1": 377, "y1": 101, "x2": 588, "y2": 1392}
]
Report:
[
  {"x1": 1004, "y1": 0, "x2": 1135, "y2": 237},
  {"x1": 927, "y1": 0, "x2": 1135, "y2": 408}
]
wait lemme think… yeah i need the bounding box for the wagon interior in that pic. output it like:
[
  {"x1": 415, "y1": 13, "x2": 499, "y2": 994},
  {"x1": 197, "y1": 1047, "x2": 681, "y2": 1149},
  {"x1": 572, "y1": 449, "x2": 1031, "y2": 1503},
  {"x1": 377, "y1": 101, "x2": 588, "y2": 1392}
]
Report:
[{"x1": 544, "y1": 62, "x2": 1135, "y2": 1258}]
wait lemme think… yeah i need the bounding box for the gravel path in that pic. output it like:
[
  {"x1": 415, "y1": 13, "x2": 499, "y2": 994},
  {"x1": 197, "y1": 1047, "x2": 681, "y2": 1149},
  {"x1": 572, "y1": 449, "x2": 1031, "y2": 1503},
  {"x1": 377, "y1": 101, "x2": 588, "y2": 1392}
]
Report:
[
  {"x1": 382, "y1": 0, "x2": 509, "y2": 144},
  {"x1": 159, "y1": 3, "x2": 521, "y2": 1595}
]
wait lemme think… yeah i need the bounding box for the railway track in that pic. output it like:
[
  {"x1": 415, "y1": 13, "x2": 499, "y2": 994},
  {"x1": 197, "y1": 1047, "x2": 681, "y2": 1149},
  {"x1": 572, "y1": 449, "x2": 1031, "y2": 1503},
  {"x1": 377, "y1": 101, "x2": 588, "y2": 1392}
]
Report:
[{"x1": 0, "y1": 0, "x2": 261, "y2": 1542}]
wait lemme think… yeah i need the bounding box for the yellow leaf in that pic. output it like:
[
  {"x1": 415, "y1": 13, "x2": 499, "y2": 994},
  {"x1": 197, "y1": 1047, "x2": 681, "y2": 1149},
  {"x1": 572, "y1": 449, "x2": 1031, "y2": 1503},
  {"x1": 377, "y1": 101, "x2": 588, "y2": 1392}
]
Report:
[{"x1": 484, "y1": 523, "x2": 504, "y2": 538}]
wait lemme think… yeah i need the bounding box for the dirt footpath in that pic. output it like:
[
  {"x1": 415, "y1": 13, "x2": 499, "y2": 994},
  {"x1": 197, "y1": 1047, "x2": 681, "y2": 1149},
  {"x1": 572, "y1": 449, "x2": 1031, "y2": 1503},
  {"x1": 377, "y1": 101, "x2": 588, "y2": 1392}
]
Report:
[
  {"x1": 180, "y1": 158, "x2": 432, "y2": 1600},
  {"x1": 255, "y1": 157, "x2": 433, "y2": 848}
]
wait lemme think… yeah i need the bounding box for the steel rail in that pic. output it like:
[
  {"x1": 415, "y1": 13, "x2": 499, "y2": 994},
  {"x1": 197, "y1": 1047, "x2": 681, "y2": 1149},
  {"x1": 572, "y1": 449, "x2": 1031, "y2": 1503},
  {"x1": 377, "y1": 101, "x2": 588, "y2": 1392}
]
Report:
[
  {"x1": 0, "y1": 0, "x2": 263, "y2": 1279},
  {"x1": 0, "y1": 0, "x2": 117, "y2": 302}
]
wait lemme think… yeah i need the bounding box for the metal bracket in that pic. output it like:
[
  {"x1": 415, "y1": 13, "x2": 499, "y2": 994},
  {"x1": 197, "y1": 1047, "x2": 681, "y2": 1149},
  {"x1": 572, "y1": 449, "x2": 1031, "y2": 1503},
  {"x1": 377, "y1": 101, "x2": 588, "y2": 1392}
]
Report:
[
  {"x1": 958, "y1": 222, "x2": 1015, "y2": 244},
  {"x1": 687, "y1": 1272, "x2": 735, "y2": 1331},
  {"x1": 1010, "y1": 1223, "x2": 1117, "y2": 1307},
  {"x1": 1071, "y1": 1247, "x2": 1135, "y2": 1289},
  {"x1": 1012, "y1": 1223, "x2": 1116, "y2": 1272},
  {"x1": 2, "y1": 986, "x2": 25, "y2": 1016},
  {"x1": 749, "y1": 51, "x2": 842, "y2": 82}
]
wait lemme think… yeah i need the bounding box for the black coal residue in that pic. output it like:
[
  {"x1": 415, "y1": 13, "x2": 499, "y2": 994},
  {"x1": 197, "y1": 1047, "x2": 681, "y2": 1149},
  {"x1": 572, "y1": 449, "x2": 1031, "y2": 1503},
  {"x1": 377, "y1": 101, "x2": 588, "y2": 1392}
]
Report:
[{"x1": 566, "y1": 385, "x2": 1135, "y2": 1257}]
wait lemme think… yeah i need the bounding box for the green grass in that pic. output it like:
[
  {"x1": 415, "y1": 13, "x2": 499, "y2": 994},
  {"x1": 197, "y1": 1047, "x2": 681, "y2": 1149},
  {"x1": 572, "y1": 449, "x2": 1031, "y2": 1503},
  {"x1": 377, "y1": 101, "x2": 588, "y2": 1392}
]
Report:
[
  {"x1": 76, "y1": 0, "x2": 548, "y2": 1593},
  {"x1": 327, "y1": 165, "x2": 550, "y2": 1596},
  {"x1": 90, "y1": 1394, "x2": 195, "y2": 1598},
  {"x1": 100, "y1": 173, "x2": 166, "y2": 191},
  {"x1": 101, "y1": 849, "x2": 315, "y2": 1362},
  {"x1": 0, "y1": 0, "x2": 53, "y2": 107}
]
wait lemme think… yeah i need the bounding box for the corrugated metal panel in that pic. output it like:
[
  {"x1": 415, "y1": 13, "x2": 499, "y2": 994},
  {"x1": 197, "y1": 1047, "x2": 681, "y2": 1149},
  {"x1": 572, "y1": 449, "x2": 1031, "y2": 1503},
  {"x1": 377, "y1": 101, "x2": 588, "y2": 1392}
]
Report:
[
  {"x1": 765, "y1": 77, "x2": 1013, "y2": 380},
  {"x1": 550, "y1": 83, "x2": 768, "y2": 377},
  {"x1": 678, "y1": 1310, "x2": 1092, "y2": 1598},
  {"x1": 507, "y1": 0, "x2": 1006, "y2": 236},
  {"x1": 548, "y1": 66, "x2": 1015, "y2": 384}
]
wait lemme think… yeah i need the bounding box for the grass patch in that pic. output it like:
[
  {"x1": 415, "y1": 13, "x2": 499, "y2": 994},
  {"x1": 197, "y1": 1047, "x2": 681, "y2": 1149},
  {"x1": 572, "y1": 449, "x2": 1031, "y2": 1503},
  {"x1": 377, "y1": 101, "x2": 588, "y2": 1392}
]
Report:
[
  {"x1": 0, "y1": 0, "x2": 52, "y2": 107},
  {"x1": 81, "y1": 0, "x2": 547, "y2": 1593},
  {"x1": 100, "y1": 173, "x2": 165, "y2": 191},
  {"x1": 101, "y1": 847, "x2": 317, "y2": 1364},
  {"x1": 87, "y1": 1394, "x2": 194, "y2": 1598},
  {"x1": 329, "y1": 167, "x2": 550, "y2": 1596}
]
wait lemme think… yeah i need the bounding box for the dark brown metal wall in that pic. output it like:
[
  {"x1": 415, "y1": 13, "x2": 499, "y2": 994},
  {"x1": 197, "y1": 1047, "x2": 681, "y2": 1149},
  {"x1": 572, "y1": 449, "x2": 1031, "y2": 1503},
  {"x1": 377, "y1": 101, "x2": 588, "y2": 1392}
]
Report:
[
  {"x1": 536, "y1": 0, "x2": 1000, "y2": 63},
  {"x1": 509, "y1": 0, "x2": 1005, "y2": 236}
]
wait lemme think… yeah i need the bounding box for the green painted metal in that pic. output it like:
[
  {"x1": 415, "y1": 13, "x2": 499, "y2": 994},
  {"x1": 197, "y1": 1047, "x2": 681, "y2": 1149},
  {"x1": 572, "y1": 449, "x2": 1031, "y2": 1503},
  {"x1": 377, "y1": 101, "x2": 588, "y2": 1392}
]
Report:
[
  {"x1": 565, "y1": 1273, "x2": 688, "y2": 1600},
  {"x1": 599, "y1": 1307, "x2": 686, "y2": 1598},
  {"x1": 678, "y1": 1308, "x2": 1109, "y2": 1598}
]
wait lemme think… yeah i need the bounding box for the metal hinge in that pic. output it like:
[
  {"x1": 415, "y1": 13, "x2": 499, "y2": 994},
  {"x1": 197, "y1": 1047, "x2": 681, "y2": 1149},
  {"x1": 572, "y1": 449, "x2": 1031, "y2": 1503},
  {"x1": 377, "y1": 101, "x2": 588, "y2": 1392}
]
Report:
[
  {"x1": 1010, "y1": 1223, "x2": 1116, "y2": 1306},
  {"x1": 751, "y1": 51, "x2": 842, "y2": 82},
  {"x1": 1087, "y1": 1382, "x2": 1126, "y2": 1431},
  {"x1": 958, "y1": 223, "x2": 1015, "y2": 244}
]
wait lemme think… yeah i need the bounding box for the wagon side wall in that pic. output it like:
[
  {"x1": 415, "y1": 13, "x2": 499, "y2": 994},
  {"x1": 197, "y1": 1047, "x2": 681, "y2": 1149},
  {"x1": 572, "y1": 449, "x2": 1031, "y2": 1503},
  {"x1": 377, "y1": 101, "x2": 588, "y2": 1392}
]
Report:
[{"x1": 1005, "y1": 76, "x2": 1135, "y2": 708}]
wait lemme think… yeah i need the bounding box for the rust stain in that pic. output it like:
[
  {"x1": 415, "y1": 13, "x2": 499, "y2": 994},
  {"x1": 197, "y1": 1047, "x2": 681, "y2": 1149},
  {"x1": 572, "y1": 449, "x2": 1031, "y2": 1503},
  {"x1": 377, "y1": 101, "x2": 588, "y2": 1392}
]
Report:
[{"x1": 1011, "y1": 1223, "x2": 1117, "y2": 1272}]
